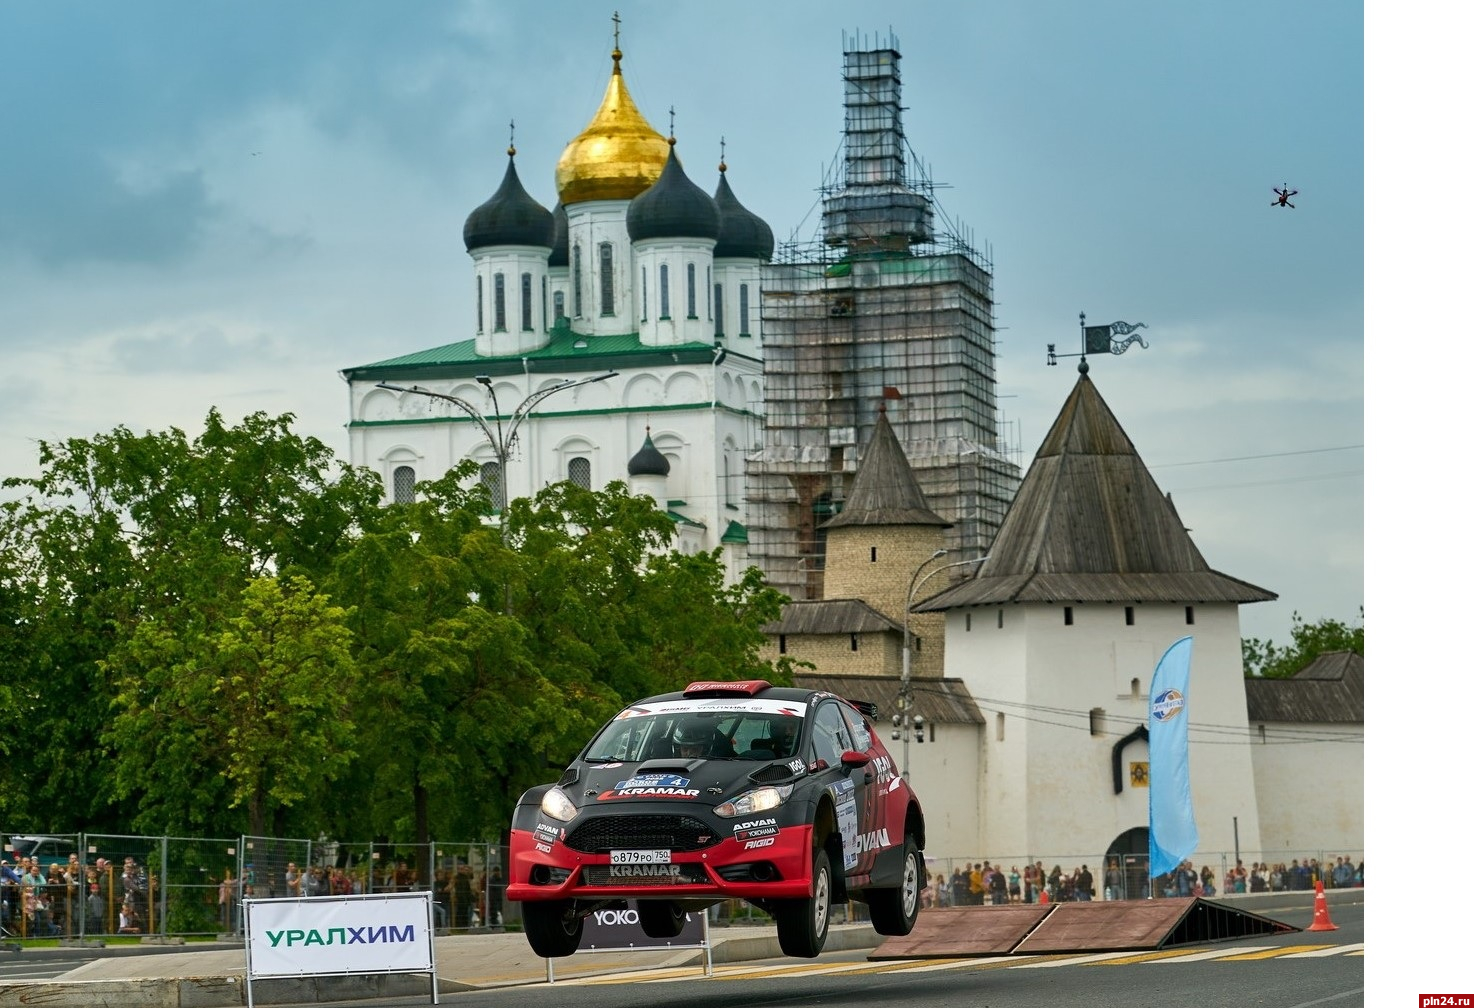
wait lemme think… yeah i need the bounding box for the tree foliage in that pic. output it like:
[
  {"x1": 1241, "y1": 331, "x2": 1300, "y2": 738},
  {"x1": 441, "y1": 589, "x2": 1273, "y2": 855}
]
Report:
[{"x1": 1241, "y1": 608, "x2": 1364, "y2": 678}]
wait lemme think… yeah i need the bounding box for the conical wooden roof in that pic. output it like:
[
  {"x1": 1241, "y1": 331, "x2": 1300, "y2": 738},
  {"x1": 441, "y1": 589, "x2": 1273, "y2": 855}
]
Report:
[
  {"x1": 820, "y1": 408, "x2": 950, "y2": 529},
  {"x1": 919, "y1": 373, "x2": 1274, "y2": 608}
]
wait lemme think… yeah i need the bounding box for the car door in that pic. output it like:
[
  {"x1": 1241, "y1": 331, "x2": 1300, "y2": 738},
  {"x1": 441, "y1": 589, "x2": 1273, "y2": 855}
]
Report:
[
  {"x1": 836, "y1": 702, "x2": 897, "y2": 877},
  {"x1": 810, "y1": 699, "x2": 869, "y2": 877}
]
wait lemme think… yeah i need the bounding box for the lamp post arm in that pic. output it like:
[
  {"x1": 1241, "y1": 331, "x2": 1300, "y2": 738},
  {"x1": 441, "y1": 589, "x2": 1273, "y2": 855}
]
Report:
[{"x1": 375, "y1": 382, "x2": 507, "y2": 456}]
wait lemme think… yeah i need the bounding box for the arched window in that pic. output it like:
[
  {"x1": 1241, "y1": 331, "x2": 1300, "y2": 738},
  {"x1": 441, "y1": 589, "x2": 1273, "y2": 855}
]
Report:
[
  {"x1": 479, "y1": 461, "x2": 506, "y2": 510},
  {"x1": 713, "y1": 282, "x2": 724, "y2": 336},
  {"x1": 739, "y1": 283, "x2": 750, "y2": 335},
  {"x1": 392, "y1": 466, "x2": 416, "y2": 504},
  {"x1": 599, "y1": 242, "x2": 615, "y2": 315},
  {"x1": 659, "y1": 264, "x2": 670, "y2": 319},
  {"x1": 553, "y1": 290, "x2": 566, "y2": 321},
  {"x1": 567, "y1": 457, "x2": 592, "y2": 489},
  {"x1": 521, "y1": 273, "x2": 533, "y2": 331},
  {"x1": 541, "y1": 275, "x2": 548, "y2": 329},
  {"x1": 573, "y1": 244, "x2": 583, "y2": 317},
  {"x1": 686, "y1": 262, "x2": 697, "y2": 318},
  {"x1": 493, "y1": 273, "x2": 506, "y2": 331},
  {"x1": 476, "y1": 276, "x2": 484, "y2": 333},
  {"x1": 641, "y1": 266, "x2": 648, "y2": 321}
]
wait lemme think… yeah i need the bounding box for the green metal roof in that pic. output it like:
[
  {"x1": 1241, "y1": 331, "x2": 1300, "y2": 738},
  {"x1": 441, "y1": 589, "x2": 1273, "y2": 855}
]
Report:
[
  {"x1": 342, "y1": 321, "x2": 753, "y2": 382},
  {"x1": 720, "y1": 520, "x2": 748, "y2": 544}
]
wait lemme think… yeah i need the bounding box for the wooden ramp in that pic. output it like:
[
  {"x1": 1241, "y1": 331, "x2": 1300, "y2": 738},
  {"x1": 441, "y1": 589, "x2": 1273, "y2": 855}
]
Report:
[{"x1": 870, "y1": 899, "x2": 1298, "y2": 960}]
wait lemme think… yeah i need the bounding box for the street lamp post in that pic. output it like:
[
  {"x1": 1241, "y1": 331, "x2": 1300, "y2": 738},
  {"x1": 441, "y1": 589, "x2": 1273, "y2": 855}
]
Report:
[
  {"x1": 899, "y1": 550, "x2": 989, "y2": 781},
  {"x1": 375, "y1": 370, "x2": 616, "y2": 506}
]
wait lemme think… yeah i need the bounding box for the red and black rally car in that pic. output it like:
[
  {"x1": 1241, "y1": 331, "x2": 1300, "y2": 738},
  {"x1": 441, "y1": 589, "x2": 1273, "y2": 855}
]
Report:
[{"x1": 506, "y1": 679, "x2": 926, "y2": 958}]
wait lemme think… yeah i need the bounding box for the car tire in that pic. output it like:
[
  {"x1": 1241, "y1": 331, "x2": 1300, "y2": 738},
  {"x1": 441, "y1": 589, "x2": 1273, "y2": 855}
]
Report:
[
  {"x1": 866, "y1": 834, "x2": 923, "y2": 935},
  {"x1": 635, "y1": 899, "x2": 685, "y2": 939},
  {"x1": 522, "y1": 900, "x2": 583, "y2": 958},
  {"x1": 775, "y1": 845, "x2": 832, "y2": 958}
]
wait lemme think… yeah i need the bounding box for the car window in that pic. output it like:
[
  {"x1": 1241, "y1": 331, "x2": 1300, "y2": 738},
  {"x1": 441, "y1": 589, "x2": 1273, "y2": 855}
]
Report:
[
  {"x1": 811, "y1": 702, "x2": 851, "y2": 766},
  {"x1": 839, "y1": 703, "x2": 872, "y2": 753}
]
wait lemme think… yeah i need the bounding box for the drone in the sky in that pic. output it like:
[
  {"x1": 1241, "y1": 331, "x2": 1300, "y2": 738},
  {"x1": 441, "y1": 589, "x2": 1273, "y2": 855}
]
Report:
[{"x1": 1272, "y1": 184, "x2": 1298, "y2": 209}]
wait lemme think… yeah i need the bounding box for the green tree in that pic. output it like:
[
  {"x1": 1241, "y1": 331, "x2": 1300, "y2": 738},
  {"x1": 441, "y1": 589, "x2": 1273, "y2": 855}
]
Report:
[
  {"x1": 329, "y1": 471, "x2": 795, "y2": 855},
  {"x1": 106, "y1": 575, "x2": 360, "y2": 836},
  {"x1": 0, "y1": 409, "x2": 383, "y2": 833},
  {"x1": 1242, "y1": 608, "x2": 1364, "y2": 678}
]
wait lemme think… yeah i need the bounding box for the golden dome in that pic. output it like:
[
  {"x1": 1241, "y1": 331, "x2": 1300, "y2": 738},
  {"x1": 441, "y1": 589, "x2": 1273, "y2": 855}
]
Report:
[{"x1": 555, "y1": 48, "x2": 668, "y2": 205}]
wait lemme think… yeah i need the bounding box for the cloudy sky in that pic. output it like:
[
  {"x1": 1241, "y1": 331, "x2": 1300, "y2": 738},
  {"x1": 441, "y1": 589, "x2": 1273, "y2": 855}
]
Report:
[{"x1": 0, "y1": 0, "x2": 1363, "y2": 648}]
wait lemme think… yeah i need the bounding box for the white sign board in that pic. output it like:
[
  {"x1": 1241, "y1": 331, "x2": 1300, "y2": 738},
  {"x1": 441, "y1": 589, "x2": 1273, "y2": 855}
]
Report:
[{"x1": 245, "y1": 892, "x2": 435, "y2": 979}]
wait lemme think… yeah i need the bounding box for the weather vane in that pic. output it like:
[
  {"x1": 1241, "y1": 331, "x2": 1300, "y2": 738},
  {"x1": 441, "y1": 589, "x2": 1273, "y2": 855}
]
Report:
[{"x1": 1048, "y1": 312, "x2": 1150, "y2": 370}]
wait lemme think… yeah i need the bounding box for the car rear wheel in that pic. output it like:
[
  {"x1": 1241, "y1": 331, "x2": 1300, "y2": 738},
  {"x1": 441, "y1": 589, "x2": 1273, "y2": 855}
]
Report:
[
  {"x1": 775, "y1": 846, "x2": 831, "y2": 958},
  {"x1": 866, "y1": 835, "x2": 923, "y2": 935},
  {"x1": 522, "y1": 900, "x2": 583, "y2": 958},
  {"x1": 635, "y1": 899, "x2": 685, "y2": 938}
]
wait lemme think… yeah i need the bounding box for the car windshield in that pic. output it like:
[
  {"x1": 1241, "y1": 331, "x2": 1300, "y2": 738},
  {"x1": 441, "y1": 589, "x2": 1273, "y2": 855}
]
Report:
[{"x1": 585, "y1": 706, "x2": 805, "y2": 763}]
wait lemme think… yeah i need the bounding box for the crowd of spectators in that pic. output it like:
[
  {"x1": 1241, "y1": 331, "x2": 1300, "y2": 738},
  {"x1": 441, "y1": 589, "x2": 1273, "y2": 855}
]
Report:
[
  {"x1": 1, "y1": 854, "x2": 151, "y2": 938},
  {"x1": 921, "y1": 854, "x2": 1363, "y2": 908}
]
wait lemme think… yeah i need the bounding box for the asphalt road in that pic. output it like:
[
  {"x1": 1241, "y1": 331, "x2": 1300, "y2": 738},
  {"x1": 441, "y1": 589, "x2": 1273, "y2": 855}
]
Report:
[{"x1": 276, "y1": 895, "x2": 1366, "y2": 1008}]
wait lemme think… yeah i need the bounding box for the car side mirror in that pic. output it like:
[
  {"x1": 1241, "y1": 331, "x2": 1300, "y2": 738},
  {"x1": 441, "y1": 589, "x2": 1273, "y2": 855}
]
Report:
[{"x1": 839, "y1": 750, "x2": 870, "y2": 768}]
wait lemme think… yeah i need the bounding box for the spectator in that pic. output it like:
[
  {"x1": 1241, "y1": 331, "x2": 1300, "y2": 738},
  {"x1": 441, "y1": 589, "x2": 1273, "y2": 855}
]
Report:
[
  {"x1": 1047, "y1": 865, "x2": 1063, "y2": 902},
  {"x1": 949, "y1": 868, "x2": 967, "y2": 908},
  {"x1": 1200, "y1": 865, "x2": 1216, "y2": 897},
  {"x1": 86, "y1": 883, "x2": 105, "y2": 935},
  {"x1": 118, "y1": 904, "x2": 141, "y2": 934},
  {"x1": 486, "y1": 866, "x2": 505, "y2": 925},
  {"x1": 284, "y1": 862, "x2": 302, "y2": 897},
  {"x1": 1103, "y1": 862, "x2": 1123, "y2": 901},
  {"x1": 968, "y1": 863, "x2": 984, "y2": 905},
  {"x1": 1007, "y1": 866, "x2": 1022, "y2": 904},
  {"x1": 989, "y1": 864, "x2": 1008, "y2": 905},
  {"x1": 1076, "y1": 864, "x2": 1094, "y2": 902}
]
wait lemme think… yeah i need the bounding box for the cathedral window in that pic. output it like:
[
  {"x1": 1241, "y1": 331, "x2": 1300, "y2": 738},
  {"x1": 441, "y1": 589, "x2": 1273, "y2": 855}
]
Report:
[
  {"x1": 599, "y1": 242, "x2": 615, "y2": 316},
  {"x1": 1064, "y1": 606, "x2": 1074, "y2": 626},
  {"x1": 641, "y1": 267, "x2": 648, "y2": 321},
  {"x1": 706, "y1": 266, "x2": 712, "y2": 320},
  {"x1": 521, "y1": 273, "x2": 533, "y2": 331},
  {"x1": 568, "y1": 456, "x2": 591, "y2": 489},
  {"x1": 1124, "y1": 606, "x2": 1135, "y2": 626},
  {"x1": 739, "y1": 283, "x2": 750, "y2": 336},
  {"x1": 713, "y1": 282, "x2": 724, "y2": 336},
  {"x1": 659, "y1": 264, "x2": 670, "y2": 319},
  {"x1": 1184, "y1": 605, "x2": 1195, "y2": 625},
  {"x1": 541, "y1": 276, "x2": 548, "y2": 329},
  {"x1": 479, "y1": 461, "x2": 506, "y2": 510},
  {"x1": 686, "y1": 262, "x2": 697, "y2": 318},
  {"x1": 494, "y1": 273, "x2": 506, "y2": 331},
  {"x1": 476, "y1": 276, "x2": 484, "y2": 334},
  {"x1": 573, "y1": 244, "x2": 584, "y2": 317},
  {"x1": 553, "y1": 290, "x2": 566, "y2": 321},
  {"x1": 391, "y1": 466, "x2": 416, "y2": 504}
]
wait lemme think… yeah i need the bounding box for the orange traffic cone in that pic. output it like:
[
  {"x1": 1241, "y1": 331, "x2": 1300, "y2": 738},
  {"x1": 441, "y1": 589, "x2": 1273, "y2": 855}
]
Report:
[{"x1": 1307, "y1": 880, "x2": 1338, "y2": 932}]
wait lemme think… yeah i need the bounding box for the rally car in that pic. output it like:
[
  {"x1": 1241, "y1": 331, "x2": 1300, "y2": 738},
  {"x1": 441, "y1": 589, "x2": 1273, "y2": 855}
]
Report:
[{"x1": 506, "y1": 679, "x2": 926, "y2": 959}]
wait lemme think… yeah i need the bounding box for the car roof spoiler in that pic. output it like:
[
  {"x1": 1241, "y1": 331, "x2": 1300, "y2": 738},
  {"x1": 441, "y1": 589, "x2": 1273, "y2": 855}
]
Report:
[{"x1": 683, "y1": 679, "x2": 772, "y2": 697}]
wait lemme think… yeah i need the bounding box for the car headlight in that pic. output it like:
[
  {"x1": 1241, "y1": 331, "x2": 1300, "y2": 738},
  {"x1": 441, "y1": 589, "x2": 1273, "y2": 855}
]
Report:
[
  {"x1": 539, "y1": 787, "x2": 578, "y2": 822},
  {"x1": 714, "y1": 785, "x2": 793, "y2": 818}
]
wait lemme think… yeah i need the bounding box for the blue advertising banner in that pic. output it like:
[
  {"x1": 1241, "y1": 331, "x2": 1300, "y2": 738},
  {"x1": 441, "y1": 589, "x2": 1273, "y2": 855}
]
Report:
[{"x1": 1148, "y1": 636, "x2": 1198, "y2": 881}]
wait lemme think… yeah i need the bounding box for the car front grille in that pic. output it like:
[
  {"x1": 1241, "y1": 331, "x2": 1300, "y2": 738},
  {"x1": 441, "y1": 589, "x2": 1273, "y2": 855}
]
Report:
[
  {"x1": 582, "y1": 863, "x2": 711, "y2": 886},
  {"x1": 564, "y1": 814, "x2": 719, "y2": 853}
]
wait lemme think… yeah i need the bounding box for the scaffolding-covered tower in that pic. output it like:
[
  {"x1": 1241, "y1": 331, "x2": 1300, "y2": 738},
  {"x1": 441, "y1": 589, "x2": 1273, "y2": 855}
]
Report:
[{"x1": 748, "y1": 39, "x2": 1021, "y2": 600}]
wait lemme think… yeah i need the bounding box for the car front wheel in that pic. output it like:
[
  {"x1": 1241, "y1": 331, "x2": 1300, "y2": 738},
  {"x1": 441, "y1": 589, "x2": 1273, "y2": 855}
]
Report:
[
  {"x1": 866, "y1": 835, "x2": 923, "y2": 935},
  {"x1": 522, "y1": 900, "x2": 583, "y2": 958},
  {"x1": 775, "y1": 846, "x2": 832, "y2": 958}
]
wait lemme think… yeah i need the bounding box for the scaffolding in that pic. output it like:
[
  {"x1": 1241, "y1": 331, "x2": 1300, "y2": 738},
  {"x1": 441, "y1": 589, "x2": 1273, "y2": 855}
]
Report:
[{"x1": 748, "y1": 43, "x2": 1021, "y2": 600}]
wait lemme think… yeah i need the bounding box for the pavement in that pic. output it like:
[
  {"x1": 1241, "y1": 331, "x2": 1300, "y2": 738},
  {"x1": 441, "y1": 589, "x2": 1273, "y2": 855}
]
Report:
[
  {"x1": 0, "y1": 889, "x2": 1358, "y2": 1008},
  {"x1": 0, "y1": 921, "x2": 887, "y2": 1007}
]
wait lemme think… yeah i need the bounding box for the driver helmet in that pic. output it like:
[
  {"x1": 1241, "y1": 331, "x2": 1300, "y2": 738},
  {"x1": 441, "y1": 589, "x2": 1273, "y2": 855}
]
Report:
[{"x1": 675, "y1": 720, "x2": 718, "y2": 757}]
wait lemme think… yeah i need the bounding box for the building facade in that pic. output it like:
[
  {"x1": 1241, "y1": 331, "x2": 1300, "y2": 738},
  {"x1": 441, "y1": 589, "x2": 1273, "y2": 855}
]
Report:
[{"x1": 340, "y1": 35, "x2": 773, "y2": 570}]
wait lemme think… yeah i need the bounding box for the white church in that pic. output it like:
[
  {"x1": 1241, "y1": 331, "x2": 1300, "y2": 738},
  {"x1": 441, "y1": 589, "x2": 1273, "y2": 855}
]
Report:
[{"x1": 339, "y1": 35, "x2": 772, "y2": 572}]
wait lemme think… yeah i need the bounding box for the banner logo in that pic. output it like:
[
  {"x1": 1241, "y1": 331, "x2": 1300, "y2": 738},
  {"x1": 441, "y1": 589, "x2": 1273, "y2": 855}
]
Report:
[{"x1": 1150, "y1": 688, "x2": 1184, "y2": 722}]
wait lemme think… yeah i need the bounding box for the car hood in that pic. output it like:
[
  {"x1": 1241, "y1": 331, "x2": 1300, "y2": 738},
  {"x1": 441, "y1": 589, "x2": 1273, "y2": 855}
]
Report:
[{"x1": 563, "y1": 757, "x2": 799, "y2": 810}]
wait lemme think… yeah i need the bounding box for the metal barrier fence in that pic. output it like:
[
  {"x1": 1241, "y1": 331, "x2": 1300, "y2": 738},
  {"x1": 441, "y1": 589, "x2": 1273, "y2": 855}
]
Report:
[{"x1": 1, "y1": 830, "x2": 1363, "y2": 939}]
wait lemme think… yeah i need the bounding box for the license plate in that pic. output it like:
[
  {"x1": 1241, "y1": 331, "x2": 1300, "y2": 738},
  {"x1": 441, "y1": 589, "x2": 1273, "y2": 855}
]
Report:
[{"x1": 610, "y1": 849, "x2": 672, "y2": 865}]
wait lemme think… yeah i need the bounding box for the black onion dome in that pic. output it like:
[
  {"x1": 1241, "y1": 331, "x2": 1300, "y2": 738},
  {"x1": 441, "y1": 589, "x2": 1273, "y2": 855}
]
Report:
[
  {"x1": 547, "y1": 202, "x2": 569, "y2": 268},
  {"x1": 627, "y1": 431, "x2": 670, "y2": 477},
  {"x1": 713, "y1": 168, "x2": 774, "y2": 259},
  {"x1": 463, "y1": 151, "x2": 555, "y2": 251},
  {"x1": 626, "y1": 144, "x2": 720, "y2": 243}
]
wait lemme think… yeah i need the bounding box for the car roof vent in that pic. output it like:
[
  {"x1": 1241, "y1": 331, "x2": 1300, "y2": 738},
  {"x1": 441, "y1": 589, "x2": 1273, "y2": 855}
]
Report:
[{"x1": 683, "y1": 679, "x2": 771, "y2": 697}]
